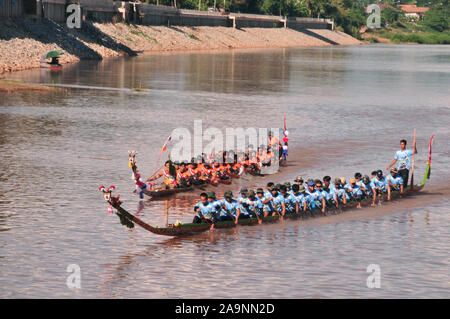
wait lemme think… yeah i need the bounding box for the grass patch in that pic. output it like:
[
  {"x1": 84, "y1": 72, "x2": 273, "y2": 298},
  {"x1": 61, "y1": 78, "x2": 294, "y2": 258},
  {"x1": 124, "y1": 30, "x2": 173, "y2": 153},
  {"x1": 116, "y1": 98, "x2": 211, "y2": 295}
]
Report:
[
  {"x1": 383, "y1": 32, "x2": 450, "y2": 44},
  {"x1": 367, "y1": 37, "x2": 379, "y2": 43},
  {"x1": 129, "y1": 29, "x2": 158, "y2": 43},
  {"x1": 0, "y1": 79, "x2": 57, "y2": 94},
  {"x1": 126, "y1": 37, "x2": 133, "y2": 42},
  {"x1": 188, "y1": 34, "x2": 200, "y2": 41}
]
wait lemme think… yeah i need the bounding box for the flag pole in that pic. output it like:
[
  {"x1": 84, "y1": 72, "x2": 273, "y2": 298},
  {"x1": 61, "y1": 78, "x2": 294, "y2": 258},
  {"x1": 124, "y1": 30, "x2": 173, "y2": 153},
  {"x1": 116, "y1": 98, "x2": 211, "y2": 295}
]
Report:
[{"x1": 410, "y1": 128, "x2": 416, "y2": 190}]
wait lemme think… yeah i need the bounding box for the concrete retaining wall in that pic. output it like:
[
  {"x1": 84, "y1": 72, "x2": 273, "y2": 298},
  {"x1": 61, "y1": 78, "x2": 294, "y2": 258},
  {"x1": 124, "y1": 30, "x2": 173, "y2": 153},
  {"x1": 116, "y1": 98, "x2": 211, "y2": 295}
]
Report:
[
  {"x1": 42, "y1": 0, "x2": 124, "y2": 23},
  {"x1": 138, "y1": 4, "x2": 229, "y2": 27},
  {"x1": 0, "y1": 0, "x2": 24, "y2": 17},
  {"x1": 287, "y1": 17, "x2": 333, "y2": 30},
  {"x1": 229, "y1": 13, "x2": 284, "y2": 28},
  {"x1": 42, "y1": 0, "x2": 65, "y2": 22},
  {"x1": 5, "y1": 1, "x2": 331, "y2": 30}
]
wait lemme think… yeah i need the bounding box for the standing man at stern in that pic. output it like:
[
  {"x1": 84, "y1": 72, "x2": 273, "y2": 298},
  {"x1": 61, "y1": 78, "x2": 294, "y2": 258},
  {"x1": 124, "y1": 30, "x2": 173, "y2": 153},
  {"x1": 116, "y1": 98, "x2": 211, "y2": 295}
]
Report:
[{"x1": 386, "y1": 139, "x2": 417, "y2": 188}]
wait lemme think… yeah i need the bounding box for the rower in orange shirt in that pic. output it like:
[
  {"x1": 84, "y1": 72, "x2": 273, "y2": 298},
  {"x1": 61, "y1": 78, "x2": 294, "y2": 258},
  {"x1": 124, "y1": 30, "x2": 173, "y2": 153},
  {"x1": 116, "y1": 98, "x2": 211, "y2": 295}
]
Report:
[
  {"x1": 268, "y1": 131, "x2": 283, "y2": 159},
  {"x1": 176, "y1": 163, "x2": 192, "y2": 187},
  {"x1": 146, "y1": 161, "x2": 177, "y2": 189}
]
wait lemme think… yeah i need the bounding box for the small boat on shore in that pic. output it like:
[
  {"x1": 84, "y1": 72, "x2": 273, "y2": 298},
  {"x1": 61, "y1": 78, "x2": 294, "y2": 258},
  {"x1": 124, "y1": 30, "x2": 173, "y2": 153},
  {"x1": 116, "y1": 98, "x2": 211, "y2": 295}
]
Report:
[
  {"x1": 102, "y1": 135, "x2": 433, "y2": 237},
  {"x1": 40, "y1": 51, "x2": 63, "y2": 70}
]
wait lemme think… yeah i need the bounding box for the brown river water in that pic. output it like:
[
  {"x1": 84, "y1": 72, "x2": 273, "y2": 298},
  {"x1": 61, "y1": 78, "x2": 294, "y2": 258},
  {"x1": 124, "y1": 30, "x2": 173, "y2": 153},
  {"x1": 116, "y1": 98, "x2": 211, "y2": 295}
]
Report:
[{"x1": 0, "y1": 44, "x2": 449, "y2": 298}]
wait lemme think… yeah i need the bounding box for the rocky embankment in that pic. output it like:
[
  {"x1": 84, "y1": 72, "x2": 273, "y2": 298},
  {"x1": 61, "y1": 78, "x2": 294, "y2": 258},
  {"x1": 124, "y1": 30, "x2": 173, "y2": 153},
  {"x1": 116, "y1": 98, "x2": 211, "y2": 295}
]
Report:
[{"x1": 0, "y1": 17, "x2": 361, "y2": 75}]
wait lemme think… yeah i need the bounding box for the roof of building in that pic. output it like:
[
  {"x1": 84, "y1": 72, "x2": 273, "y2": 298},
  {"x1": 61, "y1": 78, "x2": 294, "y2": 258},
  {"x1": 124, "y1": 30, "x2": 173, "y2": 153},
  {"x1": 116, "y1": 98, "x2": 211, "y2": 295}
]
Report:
[
  {"x1": 378, "y1": 4, "x2": 395, "y2": 10},
  {"x1": 398, "y1": 5, "x2": 429, "y2": 14}
]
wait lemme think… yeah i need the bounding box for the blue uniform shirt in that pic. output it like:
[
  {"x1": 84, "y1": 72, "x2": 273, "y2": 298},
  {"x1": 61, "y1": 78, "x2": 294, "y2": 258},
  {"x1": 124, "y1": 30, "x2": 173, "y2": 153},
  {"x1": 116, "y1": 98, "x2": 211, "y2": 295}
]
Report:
[
  {"x1": 361, "y1": 181, "x2": 375, "y2": 195},
  {"x1": 194, "y1": 201, "x2": 214, "y2": 219},
  {"x1": 374, "y1": 177, "x2": 388, "y2": 189},
  {"x1": 284, "y1": 194, "x2": 298, "y2": 212},
  {"x1": 221, "y1": 198, "x2": 239, "y2": 217},
  {"x1": 207, "y1": 200, "x2": 222, "y2": 219},
  {"x1": 237, "y1": 196, "x2": 251, "y2": 216},
  {"x1": 272, "y1": 194, "x2": 285, "y2": 213},
  {"x1": 246, "y1": 197, "x2": 263, "y2": 215},
  {"x1": 330, "y1": 188, "x2": 349, "y2": 201},
  {"x1": 349, "y1": 184, "x2": 363, "y2": 197},
  {"x1": 292, "y1": 192, "x2": 307, "y2": 209},
  {"x1": 395, "y1": 149, "x2": 414, "y2": 170},
  {"x1": 260, "y1": 192, "x2": 274, "y2": 212},
  {"x1": 386, "y1": 174, "x2": 403, "y2": 187}
]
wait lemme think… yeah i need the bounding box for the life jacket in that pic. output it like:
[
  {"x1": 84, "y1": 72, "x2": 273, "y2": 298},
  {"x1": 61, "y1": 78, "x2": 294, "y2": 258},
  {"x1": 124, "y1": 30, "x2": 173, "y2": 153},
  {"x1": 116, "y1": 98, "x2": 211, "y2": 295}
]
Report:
[
  {"x1": 177, "y1": 169, "x2": 190, "y2": 181},
  {"x1": 188, "y1": 167, "x2": 198, "y2": 178},
  {"x1": 163, "y1": 169, "x2": 176, "y2": 185}
]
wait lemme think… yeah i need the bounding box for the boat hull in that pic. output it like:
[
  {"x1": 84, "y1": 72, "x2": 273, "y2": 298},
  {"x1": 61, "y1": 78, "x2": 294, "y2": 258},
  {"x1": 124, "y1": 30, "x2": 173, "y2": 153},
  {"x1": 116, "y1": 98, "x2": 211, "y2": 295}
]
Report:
[
  {"x1": 114, "y1": 184, "x2": 424, "y2": 237},
  {"x1": 40, "y1": 63, "x2": 62, "y2": 70}
]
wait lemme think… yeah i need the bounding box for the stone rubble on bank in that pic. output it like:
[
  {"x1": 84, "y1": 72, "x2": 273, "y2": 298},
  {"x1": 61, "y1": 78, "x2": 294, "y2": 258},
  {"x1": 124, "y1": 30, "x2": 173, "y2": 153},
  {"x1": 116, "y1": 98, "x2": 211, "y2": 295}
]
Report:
[{"x1": 0, "y1": 17, "x2": 361, "y2": 75}]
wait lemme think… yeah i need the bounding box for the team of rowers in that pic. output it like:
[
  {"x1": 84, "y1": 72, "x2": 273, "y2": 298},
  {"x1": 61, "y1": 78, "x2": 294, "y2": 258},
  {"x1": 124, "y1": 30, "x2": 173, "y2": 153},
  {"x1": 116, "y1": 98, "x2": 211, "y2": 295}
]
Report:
[
  {"x1": 146, "y1": 142, "x2": 285, "y2": 189},
  {"x1": 192, "y1": 167, "x2": 405, "y2": 226}
]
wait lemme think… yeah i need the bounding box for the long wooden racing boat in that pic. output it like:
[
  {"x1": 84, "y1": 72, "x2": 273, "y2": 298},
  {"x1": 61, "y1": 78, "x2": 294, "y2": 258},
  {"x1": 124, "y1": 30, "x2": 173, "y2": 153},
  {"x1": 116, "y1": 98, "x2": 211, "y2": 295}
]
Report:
[
  {"x1": 107, "y1": 135, "x2": 433, "y2": 236},
  {"x1": 128, "y1": 150, "x2": 271, "y2": 199}
]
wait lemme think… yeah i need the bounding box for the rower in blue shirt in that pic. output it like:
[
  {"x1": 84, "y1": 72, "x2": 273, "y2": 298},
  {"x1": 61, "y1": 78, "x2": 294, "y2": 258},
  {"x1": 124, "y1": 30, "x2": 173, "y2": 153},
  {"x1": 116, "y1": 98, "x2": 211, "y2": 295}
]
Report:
[
  {"x1": 323, "y1": 176, "x2": 333, "y2": 191},
  {"x1": 330, "y1": 178, "x2": 349, "y2": 208},
  {"x1": 284, "y1": 182, "x2": 293, "y2": 195},
  {"x1": 236, "y1": 187, "x2": 251, "y2": 222},
  {"x1": 386, "y1": 167, "x2": 404, "y2": 195},
  {"x1": 271, "y1": 185, "x2": 286, "y2": 216},
  {"x1": 293, "y1": 184, "x2": 308, "y2": 213},
  {"x1": 193, "y1": 192, "x2": 216, "y2": 224},
  {"x1": 246, "y1": 190, "x2": 263, "y2": 221},
  {"x1": 354, "y1": 172, "x2": 368, "y2": 195},
  {"x1": 221, "y1": 190, "x2": 239, "y2": 221},
  {"x1": 307, "y1": 180, "x2": 326, "y2": 213},
  {"x1": 207, "y1": 191, "x2": 222, "y2": 218},
  {"x1": 361, "y1": 175, "x2": 377, "y2": 206},
  {"x1": 374, "y1": 170, "x2": 392, "y2": 201},
  {"x1": 262, "y1": 182, "x2": 275, "y2": 215},
  {"x1": 348, "y1": 178, "x2": 364, "y2": 208},
  {"x1": 256, "y1": 188, "x2": 273, "y2": 217},
  {"x1": 283, "y1": 185, "x2": 299, "y2": 214},
  {"x1": 316, "y1": 179, "x2": 332, "y2": 204}
]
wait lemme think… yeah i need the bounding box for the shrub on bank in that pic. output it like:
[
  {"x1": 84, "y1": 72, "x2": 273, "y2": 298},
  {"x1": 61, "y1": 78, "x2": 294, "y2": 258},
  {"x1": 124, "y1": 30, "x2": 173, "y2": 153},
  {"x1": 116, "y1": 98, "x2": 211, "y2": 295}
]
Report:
[{"x1": 386, "y1": 32, "x2": 450, "y2": 44}]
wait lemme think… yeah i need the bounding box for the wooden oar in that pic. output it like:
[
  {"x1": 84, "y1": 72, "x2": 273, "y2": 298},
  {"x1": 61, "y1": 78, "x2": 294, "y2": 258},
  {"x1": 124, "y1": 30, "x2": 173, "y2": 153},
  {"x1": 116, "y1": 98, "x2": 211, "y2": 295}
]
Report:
[
  {"x1": 221, "y1": 205, "x2": 236, "y2": 223},
  {"x1": 248, "y1": 199, "x2": 263, "y2": 224},
  {"x1": 165, "y1": 200, "x2": 169, "y2": 227},
  {"x1": 410, "y1": 128, "x2": 416, "y2": 190},
  {"x1": 146, "y1": 163, "x2": 164, "y2": 181}
]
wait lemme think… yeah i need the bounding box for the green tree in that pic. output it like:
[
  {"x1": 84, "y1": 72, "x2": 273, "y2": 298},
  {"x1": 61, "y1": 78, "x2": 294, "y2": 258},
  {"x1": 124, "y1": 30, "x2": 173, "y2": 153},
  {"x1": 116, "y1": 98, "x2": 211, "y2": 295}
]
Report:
[
  {"x1": 424, "y1": 10, "x2": 449, "y2": 32},
  {"x1": 382, "y1": 8, "x2": 399, "y2": 25}
]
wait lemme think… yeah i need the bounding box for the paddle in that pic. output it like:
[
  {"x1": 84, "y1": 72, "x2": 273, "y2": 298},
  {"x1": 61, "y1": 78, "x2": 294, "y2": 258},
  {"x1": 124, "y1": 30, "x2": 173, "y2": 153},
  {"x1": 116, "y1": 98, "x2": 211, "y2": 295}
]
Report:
[
  {"x1": 248, "y1": 198, "x2": 263, "y2": 224},
  {"x1": 221, "y1": 204, "x2": 236, "y2": 223},
  {"x1": 410, "y1": 128, "x2": 416, "y2": 190},
  {"x1": 270, "y1": 198, "x2": 282, "y2": 219}
]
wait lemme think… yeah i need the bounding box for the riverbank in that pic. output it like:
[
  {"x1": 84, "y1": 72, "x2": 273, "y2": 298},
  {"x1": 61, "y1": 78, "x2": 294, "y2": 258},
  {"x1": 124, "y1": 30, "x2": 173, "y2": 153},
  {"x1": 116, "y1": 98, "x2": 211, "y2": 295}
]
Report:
[
  {"x1": 0, "y1": 17, "x2": 361, "y2": 75},
  {"x1": 0, "y1": 79, "x2": 57, "y2": 94},
  {"x1": 361, "y1": 25, "x2": 450, "y2": 44}
]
